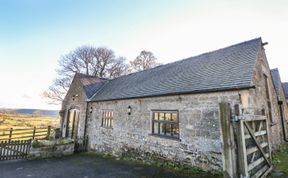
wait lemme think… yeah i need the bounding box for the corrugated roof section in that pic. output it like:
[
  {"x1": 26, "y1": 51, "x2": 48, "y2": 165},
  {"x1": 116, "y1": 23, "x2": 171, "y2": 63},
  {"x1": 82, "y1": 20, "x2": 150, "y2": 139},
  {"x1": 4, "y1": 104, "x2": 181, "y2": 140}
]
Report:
[{"x1": 91, "y1": 38, "x2": 262, "y2": 101}]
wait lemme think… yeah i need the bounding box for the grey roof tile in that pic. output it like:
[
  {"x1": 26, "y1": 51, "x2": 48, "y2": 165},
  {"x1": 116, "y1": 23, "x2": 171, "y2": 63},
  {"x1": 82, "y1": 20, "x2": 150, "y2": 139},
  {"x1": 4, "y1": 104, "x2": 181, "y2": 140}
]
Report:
[
  {"x1": 91, "y1": 38, "x2": 262, "y2": 101},
  {"x1": 271, "y1": 68, "x2": 281, "y2": 96},
  {"x1": 77, "y1": 73, "x2": 108, "y2": 98},
  {"x1": 283, "y1": 83, "x2": 288, "y2": 98}
]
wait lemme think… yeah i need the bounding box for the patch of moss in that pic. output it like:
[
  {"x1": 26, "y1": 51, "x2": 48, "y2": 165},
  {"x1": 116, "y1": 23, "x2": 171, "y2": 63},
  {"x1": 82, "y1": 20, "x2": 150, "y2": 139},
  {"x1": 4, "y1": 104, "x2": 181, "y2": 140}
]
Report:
[{"x1": 32, "y1": 138, "x2": 74, "y2": 148}]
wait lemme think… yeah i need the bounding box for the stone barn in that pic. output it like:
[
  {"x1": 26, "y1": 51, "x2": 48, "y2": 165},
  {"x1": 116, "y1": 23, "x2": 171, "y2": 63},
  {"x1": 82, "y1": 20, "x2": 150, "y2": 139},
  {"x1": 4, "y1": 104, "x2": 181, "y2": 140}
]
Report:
[
  {"x1": 60, "y1": 38, "x2": 288, "y2": 177},
  {"x1": 61, "y1": 73, "x2": 107, "y2": 139}
]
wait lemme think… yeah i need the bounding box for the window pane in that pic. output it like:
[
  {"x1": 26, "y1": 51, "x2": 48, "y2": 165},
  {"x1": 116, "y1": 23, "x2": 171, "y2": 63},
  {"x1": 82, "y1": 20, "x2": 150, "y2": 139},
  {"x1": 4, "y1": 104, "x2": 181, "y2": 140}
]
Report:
[
  {"x1": 153, "y1": 122, "x2": 158, "y2": 134},
  {"x1": 171, "y1": 113, "x2": 177, "y2": 121},
  {"x1": 166, "y1": 124, "x2": 172, "y2": 135},
  {"x1": 160, "y1": 123, "x2": 166, "y2": 135},
  {"x1": 166, "y1": 113, "x2": 171, "y2": 121},
  {"x1": 153, "y1": 112, "x2": 158, "y2": 120},
  {"x1": 172, "y1": 124, "x2": 179, "y2": 137},
  {"x1": 159, "y1": 113, "x2": 165, "y2": 120}
]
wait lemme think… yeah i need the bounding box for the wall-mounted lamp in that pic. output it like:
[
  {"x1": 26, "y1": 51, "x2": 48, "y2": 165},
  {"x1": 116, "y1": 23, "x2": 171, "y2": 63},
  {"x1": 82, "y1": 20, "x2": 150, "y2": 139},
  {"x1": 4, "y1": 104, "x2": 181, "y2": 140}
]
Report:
[
  {"x1": 72, "y1": 94, "x2": 79, "y2": 101},
  {"x1": 89, "y1": 107, "x2": 93, "y2": 113},
  {"x1": 128, "y1": 106, "x2": 132, "y2": 115}
]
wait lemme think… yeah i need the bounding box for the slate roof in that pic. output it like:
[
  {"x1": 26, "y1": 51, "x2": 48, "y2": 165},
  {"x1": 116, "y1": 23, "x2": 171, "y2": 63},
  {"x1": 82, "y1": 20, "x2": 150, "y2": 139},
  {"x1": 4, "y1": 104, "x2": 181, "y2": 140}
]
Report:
[
  {"x1": 77, "y1": 73, "x2": 108, "y2": 98},
  {"x1": 90, "y1": 38, "x2": 262, "y2": 101},
  {"x1": 271, "y1": 68, "x2": 281, "y2": 96},
  {"x1": 283, "y1": 83, "x2": 288, "y2": 98}
]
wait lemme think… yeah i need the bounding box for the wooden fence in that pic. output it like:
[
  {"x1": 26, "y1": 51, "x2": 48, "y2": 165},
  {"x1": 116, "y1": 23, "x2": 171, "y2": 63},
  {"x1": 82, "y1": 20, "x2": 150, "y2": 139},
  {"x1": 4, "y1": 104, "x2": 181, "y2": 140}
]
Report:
[
  {"x1": 0, "y1": 126, "x2": 51, "y2": 141},
  {"x1": 0, "y1": 140, "x2": 32, "y2": 160}
]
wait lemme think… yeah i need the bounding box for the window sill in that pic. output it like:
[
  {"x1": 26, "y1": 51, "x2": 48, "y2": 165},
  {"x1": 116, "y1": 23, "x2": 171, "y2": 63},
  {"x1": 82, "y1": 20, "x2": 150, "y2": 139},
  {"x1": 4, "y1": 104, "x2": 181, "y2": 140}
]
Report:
[
  {"x1": 149, "y1": 134, "x2": 181, "y2": 141},
  {"x1": 101, "y1": 126, "x2": 113, "y2": 129}
]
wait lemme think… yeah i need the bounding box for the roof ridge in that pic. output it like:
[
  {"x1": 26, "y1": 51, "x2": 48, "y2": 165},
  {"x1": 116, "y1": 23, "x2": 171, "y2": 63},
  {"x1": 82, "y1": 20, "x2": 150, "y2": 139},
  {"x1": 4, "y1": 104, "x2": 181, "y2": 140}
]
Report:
[
  {"x1": 105, "y1": 37, "x2": 262, "y2": 82},
  {"x1": 76, "y1": 72, "x2": 109, "y2": 80},
  {"x1": 90, "y1": 37, "x2": 262, "y2": 101},
  {"x1": 173, "y1": 37, "x2": 262, "y2": 64}
]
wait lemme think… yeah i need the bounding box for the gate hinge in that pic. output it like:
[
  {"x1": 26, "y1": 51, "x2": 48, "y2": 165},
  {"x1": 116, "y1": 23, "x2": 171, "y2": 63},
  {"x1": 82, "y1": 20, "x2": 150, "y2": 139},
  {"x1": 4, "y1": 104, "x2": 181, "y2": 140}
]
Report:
[{"x1": 231, "y1": 115, "x2": 244, "y2": 122}]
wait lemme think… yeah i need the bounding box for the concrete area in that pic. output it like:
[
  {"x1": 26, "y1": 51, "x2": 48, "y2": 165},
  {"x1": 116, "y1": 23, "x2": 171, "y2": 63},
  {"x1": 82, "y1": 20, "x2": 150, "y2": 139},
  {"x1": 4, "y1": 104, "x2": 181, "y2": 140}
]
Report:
[{"x1": 0, "y1": 153, "x2": 217, "y2": 178}]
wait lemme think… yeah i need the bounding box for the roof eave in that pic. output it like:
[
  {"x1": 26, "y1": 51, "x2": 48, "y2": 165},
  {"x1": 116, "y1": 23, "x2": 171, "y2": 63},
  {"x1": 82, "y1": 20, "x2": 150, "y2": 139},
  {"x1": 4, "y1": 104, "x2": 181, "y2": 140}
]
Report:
[{"x1": 91, "y1": 85, "x2": 255, "y2": 102}]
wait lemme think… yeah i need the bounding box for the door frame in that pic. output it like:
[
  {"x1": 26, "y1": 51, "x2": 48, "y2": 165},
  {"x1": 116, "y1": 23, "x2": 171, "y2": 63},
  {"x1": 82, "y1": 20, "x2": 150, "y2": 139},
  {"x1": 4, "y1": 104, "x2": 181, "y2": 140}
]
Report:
[{"x1": 66, "y1": 108, "x2": 80, "y2": 139}]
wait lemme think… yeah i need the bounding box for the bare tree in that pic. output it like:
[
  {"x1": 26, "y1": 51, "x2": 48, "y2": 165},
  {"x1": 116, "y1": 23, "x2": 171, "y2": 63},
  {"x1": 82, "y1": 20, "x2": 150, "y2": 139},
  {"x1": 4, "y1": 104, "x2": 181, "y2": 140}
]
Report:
[
  {"x1": 107, "y1": 57, "x2": 129, "y2": 78},
  {"x1": 129, "y1": 50, "x2": 160, "y2": 72},
  {"x1": 43, "y1": 46, "x2": 128, "y2": 105},
  {"x1": 57, "y1": 46, "x2": 95, "y2": 77}
]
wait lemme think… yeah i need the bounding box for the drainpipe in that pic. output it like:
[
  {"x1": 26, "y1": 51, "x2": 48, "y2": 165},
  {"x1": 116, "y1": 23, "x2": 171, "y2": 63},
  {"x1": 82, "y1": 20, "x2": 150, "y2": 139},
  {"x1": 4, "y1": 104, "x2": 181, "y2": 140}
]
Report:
[
  {"x1": 278, "y1": 100, "x2": 288, "y2": 142},
  {"x1": 84, "y1": 101, "x2": 90, "y2": 140}
]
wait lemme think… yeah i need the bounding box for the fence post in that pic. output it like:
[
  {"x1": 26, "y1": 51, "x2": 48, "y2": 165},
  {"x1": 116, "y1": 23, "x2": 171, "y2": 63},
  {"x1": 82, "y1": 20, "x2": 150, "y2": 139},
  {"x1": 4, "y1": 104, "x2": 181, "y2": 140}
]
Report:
[
  {"x1": 236, "y1": 120, "x2": 249, "y2": 177},
  {"x1": 47, "y1": 126, "x2": 51, "y2": 140},
  {"x1": 32, "y1": 127, "x2": 36, "y2": 140},
  {"x1": 9, "y1": 128, "x2": 13, "y2": 142}
]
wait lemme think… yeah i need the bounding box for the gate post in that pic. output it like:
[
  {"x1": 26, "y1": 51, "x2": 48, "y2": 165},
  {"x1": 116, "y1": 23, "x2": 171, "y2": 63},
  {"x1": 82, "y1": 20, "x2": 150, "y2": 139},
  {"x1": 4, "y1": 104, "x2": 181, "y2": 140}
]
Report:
[
  {"x1": 8, "y1": 128, "x2": 13, "y2": 142},
  {"x1": 236, "y1": 120, "x2": 249, "y2": 177},
  {"x1": 219, "y1": 102, "x2": 236, "y2": 178},
  {"x1": 32, "y1": 127, "x2": 36, "y2": 140},
  {"x1": 47, "y1": 126, "x2": 51, "y2": 139}
]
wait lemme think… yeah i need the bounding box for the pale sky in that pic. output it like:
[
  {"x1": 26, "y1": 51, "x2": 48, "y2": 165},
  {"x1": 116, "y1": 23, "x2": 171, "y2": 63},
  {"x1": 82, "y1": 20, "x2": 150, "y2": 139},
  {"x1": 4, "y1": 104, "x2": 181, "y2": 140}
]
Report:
[{"x1": 0, "y1": 0, "x2": 288, "y2": 110}]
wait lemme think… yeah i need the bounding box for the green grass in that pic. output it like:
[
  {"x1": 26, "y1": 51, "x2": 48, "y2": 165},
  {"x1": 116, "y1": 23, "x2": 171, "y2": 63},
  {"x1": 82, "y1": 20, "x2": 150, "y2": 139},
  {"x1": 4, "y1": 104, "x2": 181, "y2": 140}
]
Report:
[
  {"x1": 272, "y1": 143, "x2": 288, "y2": 174},
  {"x1": 0, "y1": 113, "x2": 60, "y2": 141},
  {"x1": 0, "y1": 113, "x2": 59, "y2": 130}
]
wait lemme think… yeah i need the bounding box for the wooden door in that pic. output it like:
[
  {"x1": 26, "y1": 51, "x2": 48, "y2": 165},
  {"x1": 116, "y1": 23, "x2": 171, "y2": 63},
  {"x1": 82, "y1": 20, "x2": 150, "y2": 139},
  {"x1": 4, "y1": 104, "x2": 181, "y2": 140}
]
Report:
[{"x1": 66, "y1": 109, "x2": 80, "y2": 139}]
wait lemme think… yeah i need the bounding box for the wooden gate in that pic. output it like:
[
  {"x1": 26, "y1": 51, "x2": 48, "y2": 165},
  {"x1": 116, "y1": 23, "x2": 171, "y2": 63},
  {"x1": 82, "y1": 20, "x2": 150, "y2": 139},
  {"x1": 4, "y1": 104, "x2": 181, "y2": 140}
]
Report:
[
  {"x1": 236, "y1": 118, "x2": 272, "y2": 178},
  {"x1": 0, "y1": 140, "x2": 32, "y2": 160},
  {"x1": 220, "y1": 103, "x2": 273, "y2": 178}
]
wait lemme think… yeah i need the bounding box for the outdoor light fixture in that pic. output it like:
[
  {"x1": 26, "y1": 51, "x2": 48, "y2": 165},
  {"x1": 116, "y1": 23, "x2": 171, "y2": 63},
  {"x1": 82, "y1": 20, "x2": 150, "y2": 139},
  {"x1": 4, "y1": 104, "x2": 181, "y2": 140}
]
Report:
[
  {"x1": 72, "y1": 94, "x2": 79, "y2": 101},
  {"x1": 89, "y1": 107, "x2": 93, "y2": 113},
  {"x1": 128, "y1": 106, "x2": 132, "y2": 115}
]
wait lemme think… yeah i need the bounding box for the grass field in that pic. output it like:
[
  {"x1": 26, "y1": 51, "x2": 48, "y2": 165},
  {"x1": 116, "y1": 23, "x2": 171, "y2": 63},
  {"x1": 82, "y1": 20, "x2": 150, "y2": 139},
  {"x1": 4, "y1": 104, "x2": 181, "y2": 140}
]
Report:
[
  {"x1": 0, "y1": 113, "x2": 59, "y2": 130},
  {"x1": 0, "y1": 113, "x2": 60, "y2": 141}
]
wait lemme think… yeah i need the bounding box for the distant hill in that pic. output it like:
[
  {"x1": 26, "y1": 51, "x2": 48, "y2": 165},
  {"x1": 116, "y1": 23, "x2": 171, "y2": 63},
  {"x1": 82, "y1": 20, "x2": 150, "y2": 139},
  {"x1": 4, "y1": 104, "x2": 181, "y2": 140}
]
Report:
[{"x1": 0, "y1": 108, "x2": 59, "y2": 117}]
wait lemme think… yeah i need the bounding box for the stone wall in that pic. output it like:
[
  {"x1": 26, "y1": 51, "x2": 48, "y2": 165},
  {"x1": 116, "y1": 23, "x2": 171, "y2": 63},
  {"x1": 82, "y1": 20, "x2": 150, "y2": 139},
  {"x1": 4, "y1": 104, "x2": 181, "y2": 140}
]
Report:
[
  {"x1": 249, "y1": 46, "x2": 284, "y2": 149},
  {"x1": 277, "y1": 82, "x2": 288, "y2": 141},
  {"x1": 29, "y1": 144, "x2": 74, "y2": 159},
  {"x1": 61, "y1": 76, "x2": 87, "y2": 139},
  {"x1": 87, "y1": 91, "x2": 243, "y2": 171}
]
